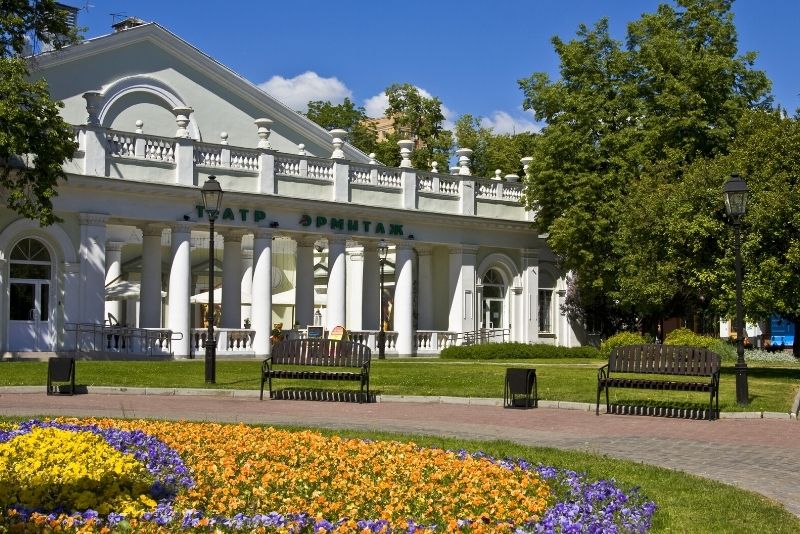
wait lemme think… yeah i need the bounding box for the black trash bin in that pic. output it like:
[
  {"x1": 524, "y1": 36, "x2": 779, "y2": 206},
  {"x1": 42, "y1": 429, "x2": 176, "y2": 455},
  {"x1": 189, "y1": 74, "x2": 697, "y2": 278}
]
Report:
[
  {"x1": 47, "y1": 357, "x2": 75, "y2": 396},
  {"x1": 504, "y1": 367, "x2": 537, "y2": 408}
]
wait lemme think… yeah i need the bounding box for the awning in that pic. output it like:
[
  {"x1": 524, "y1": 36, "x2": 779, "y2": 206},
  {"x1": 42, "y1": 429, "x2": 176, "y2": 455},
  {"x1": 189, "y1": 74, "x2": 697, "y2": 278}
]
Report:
[
  {"x1": 190, "y1": 287, "x2": 326, "y2": 306},
  {"x1": 105, "y1": 281, "x2": 166, "y2": 301}
]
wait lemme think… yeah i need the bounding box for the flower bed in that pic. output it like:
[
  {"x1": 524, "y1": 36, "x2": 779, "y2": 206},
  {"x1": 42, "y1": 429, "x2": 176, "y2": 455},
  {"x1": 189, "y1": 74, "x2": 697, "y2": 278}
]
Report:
[{"x1": 0, "y1": 418, "x2": 655, "y2": 532}]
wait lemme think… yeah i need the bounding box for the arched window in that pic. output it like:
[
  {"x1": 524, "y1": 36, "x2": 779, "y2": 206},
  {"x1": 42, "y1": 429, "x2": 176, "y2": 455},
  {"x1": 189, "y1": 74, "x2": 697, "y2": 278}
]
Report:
[
  {"x1": 9, "y1": 238, "x2": 52, "y2": 323},
  {"x1": 482, "y1": 268, "x2": 505, "y2": 298}
]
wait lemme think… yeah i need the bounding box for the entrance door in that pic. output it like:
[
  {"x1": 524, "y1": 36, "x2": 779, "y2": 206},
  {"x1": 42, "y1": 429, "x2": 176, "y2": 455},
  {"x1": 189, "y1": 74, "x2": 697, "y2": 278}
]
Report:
[
  {"x1": 7, "y1": 238, "x2": 55, "y2": 351},
  {"x1": 484, "y1": 298, "x2": 503, "y2": 329},
  {"x1": 481, "y1": 268, "x2": 507, "y2": 342}
]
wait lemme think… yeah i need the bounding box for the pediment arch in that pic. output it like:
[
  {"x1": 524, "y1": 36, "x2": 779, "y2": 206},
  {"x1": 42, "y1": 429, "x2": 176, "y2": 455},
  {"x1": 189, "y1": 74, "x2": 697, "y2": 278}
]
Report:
[{"x1": 96, "y1": 75, "x2": 201, "y2": 139}]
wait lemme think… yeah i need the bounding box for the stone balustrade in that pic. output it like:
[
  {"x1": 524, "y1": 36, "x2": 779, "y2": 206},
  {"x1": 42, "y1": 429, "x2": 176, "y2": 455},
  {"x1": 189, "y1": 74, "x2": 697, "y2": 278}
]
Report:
[{"x1": 72, "y1": 120, "x2": 530, "y2": 221}]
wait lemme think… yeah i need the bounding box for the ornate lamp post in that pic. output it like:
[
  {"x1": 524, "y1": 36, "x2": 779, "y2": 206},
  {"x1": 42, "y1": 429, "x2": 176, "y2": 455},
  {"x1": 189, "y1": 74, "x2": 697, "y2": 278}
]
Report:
[
  {"x1": 377, "y1": 239, "x2": 388, "y2": 360},
  {"x1": 723, "y1": 173, "x2": 749, "y2": 405},
  {"x1": 201, "y1": 175, "x2": 223, "y2": 383}
]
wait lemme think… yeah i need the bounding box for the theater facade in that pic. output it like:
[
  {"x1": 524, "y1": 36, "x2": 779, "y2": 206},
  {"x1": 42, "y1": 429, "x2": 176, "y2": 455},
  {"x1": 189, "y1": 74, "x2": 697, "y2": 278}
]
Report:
[{"x1": 1, "y1": 21, "x2": 584, "y2": 358}]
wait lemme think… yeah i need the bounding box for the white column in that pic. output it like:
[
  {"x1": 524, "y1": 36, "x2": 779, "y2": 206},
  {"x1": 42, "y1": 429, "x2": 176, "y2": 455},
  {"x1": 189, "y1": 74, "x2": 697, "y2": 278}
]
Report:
[
  {"x1": 104, "y1": 241, "x2": 124, "y2": 324},
  {"x1": 79, "y1": 213, "x2": 109, "y2": 326},
  {"x1": 63, "y1": 262, "x2": 81, "y2": 349},
  {"x1": 394, "y1": 242, "x2": 414, "y2": 355},
  {"x1": 362, "y1": 242, "x2": 380, "y2": 330},
  {"x1": 416, "y1": 245, "x2": 433, "y2": 330},
  {"x1": 326, "y1": 236, "x2": 347, "y2": 331},
  {"x1": 521, "y1": 249, "x2": 539, "y2": 343},
  {"x1": 448, "y1": 245, "x2": 477, "y2": 334},
  {"x1": 346, "y1": 246, "x2": 364, "y2": 330},
  {"x1": 139, "y1": 224, "x2": 163, "y2": 328},
  {"x1": 167, "y1": 222, "x2": 193, "y2": 357},
  {"x1": 511, "y1": 286, "x2": 524, "y2": 342},
  {"x1": 221, "y1": 231, "x2": 243, "y2": 328},
  {"x1": 251, "y1": 229, "x2": 274, "y2": 356},
  {"x1": 240, "y1": 249, "x2": 253, "y2": 328},
  {"x1": 295, "y1": 236, "x2": 316, "y2": 327}
]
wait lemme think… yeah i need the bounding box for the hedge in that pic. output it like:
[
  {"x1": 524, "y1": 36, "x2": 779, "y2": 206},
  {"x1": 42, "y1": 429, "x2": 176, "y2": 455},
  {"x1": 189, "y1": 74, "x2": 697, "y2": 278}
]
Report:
[{"x1": 439, "y1": 342, "x2": 599, "y2": 360}]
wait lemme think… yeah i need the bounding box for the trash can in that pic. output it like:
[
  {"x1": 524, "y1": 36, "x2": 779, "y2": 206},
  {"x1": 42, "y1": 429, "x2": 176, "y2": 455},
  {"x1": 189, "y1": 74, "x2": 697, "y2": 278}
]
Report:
[
  {"x1": 504, "y1": 367, "x2": 537, "y2": 408},
  {"x1": 47, "y1": 357, "x2": 75, "y2": 396}
]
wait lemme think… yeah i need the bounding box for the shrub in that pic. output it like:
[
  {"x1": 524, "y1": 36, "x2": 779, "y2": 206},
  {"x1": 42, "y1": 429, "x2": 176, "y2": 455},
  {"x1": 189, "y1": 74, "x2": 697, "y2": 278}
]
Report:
[
  {"x1": 439, "y1": 342, "x2": 599, "y2": 360},
  {"x1": 664, "y1": 327, "x2": 733, "y2": 358},
  {"x1": 599, "y1": 332, "x2": 648, "y2": 358}
]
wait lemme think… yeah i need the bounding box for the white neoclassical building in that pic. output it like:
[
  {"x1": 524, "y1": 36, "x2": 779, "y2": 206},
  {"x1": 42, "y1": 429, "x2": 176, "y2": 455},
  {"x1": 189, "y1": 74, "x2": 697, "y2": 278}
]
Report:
[{"x1": 0, "y1": 20, "x2": 585, "y2": 359}]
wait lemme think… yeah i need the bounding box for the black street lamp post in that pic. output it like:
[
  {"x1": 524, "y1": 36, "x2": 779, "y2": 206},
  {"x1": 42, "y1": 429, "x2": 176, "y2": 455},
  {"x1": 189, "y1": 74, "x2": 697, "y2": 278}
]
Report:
[
  {"x1": 377, "y1": 239, "x2": 388, "y2": 360},
  {"x1": 723, "y1": 173, "x2": 749, "y2": 405},
  {"x1": 201, "y1": 175, "x2": 223, "y2": 383}
]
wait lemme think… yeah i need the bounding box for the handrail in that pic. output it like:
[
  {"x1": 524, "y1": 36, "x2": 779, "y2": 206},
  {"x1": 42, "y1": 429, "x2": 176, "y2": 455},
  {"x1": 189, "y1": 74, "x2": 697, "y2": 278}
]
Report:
[{"x1": 65, "y1": 323, "x2": 174, "y2": 356}]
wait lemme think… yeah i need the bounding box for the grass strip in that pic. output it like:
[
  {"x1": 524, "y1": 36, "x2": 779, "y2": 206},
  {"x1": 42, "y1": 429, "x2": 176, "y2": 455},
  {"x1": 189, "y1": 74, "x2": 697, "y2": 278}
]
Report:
[{"x1": 1, "y1": 359, "x2": 798, "y2": 412}]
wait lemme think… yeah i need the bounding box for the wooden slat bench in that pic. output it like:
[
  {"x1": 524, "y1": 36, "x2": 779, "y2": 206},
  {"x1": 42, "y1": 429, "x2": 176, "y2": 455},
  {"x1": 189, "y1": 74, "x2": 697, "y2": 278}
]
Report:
[
  {"x1": 260, "y1": 338, "x2": 371, "y2": 402},
  {"x1": 597, "y1": 344, "x2": 721, "y2": 420}
]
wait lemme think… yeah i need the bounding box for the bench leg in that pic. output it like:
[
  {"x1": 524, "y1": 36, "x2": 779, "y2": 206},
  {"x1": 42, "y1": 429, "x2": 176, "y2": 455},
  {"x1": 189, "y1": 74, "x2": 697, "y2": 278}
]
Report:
[
  {"x1": 259, "y1": 374, "x2": 265, "y2": 400},
  {"x1": 596, "y1": 383, "x2": 602, "y2": 415}
]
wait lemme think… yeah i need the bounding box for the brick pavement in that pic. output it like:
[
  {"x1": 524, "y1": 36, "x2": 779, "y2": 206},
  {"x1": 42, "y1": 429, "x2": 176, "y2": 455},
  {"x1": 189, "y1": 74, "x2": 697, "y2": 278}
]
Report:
[{"x1": 1, "y1": 388, "x2": 799, "y2": 517}]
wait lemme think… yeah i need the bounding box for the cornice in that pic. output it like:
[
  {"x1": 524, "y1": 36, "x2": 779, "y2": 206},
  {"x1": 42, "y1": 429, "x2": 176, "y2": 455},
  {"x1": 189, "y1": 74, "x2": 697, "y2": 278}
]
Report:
[{"x1": 59, "y1": 174, "x2": 540, "y2": 238}]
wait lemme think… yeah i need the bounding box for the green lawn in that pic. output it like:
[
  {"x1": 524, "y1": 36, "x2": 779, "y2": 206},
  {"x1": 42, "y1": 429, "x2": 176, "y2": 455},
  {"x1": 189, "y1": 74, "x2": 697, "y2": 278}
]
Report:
[{"x1": 3, "y1": 358, "x2": 798, "y2": 412}]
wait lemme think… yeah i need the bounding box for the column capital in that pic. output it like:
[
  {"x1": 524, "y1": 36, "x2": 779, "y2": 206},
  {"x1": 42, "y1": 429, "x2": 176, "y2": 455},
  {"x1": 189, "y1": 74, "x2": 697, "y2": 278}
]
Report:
[
  {"x1": 139, "y1": 223, "x2": 164, "y2": 237},
  {"x1": 414, "y1": 245, "x2": 433, "y2": 256},
  {"x1": 296, "y1": 235, "x2": 319, "y2": 248},
  {"x1": 326, "y1": 235, "x2": 347, "y2": 247},
  {"x1": 79, "y1": 213, "x2": 110, "y2": 227},
  {"x1": 170, "y1": 221, "x2": 194, "y2": 234},
  {"x1": 448, "y1": 244, "x2": 479, "y2": 255},
  {"x1": 252, "y1": 228, "x2": 275, "y2": 240},
  {"x1": 221, "y1": 229, "x2": 246, "y2": 242},
  {"x1": 106, "y1": 240, "x2": 125, "y2": 252},
  {"x1": 394, "y1": 242, "x2": 415, "y2": 253}
]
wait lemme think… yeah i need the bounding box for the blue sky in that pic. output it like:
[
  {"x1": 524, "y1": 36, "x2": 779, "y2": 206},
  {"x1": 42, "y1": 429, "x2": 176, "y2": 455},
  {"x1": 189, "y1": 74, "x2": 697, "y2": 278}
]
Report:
[{"x1": 74, "y1": 0, "x2": 800, "y2": 134}]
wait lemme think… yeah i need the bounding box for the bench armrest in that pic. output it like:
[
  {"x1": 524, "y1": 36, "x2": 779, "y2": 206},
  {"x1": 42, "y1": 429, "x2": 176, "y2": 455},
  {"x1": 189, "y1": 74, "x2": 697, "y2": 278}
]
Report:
[
  {"x1": 261, "y1": 357, "x2": 273, "y2": 373},
  {"x1": 597, "y1": 363, "x2": 610, "y2": 380}
]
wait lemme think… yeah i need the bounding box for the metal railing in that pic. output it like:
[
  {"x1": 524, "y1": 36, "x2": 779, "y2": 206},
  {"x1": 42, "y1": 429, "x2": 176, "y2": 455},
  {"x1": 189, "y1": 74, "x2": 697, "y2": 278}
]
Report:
[{"x1": 65, "y1": 323, "x2": 176, "y2": 356}]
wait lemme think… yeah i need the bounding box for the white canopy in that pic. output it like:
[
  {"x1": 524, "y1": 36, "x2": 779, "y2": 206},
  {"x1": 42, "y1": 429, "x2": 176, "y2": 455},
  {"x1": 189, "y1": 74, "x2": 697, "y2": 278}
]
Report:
[
  {"x1": 190, "y1": 287, "x2": 325, "y2": 306},
  {"x1": 190, "y1": 287, "x2": 251, "y2": 305},
  {"x1": 105, "y1": 281, "x2": 166, "y2": 301}
]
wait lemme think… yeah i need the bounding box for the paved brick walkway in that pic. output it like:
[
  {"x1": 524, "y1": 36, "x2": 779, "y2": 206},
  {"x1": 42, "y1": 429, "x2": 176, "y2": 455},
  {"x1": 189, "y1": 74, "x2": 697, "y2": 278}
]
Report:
[{"x1": 1, "y1": 389, "x2": 799, "y2": 517}]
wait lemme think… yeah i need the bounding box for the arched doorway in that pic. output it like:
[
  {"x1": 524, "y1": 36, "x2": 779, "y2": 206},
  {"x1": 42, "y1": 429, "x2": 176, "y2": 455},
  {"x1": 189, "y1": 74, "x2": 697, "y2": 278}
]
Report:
[
  {"x1": 481, "y1": 268, "x2": 506, "y2": 331},
  {"x1": 7, "y1": 238, "x2": 55, "y2": 351}
]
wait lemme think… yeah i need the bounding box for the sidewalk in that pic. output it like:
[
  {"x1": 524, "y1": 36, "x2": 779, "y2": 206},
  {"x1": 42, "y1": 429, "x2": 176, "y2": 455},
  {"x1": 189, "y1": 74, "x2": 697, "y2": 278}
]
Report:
[{"x1": 1, "y1": 387, "x2": 799, "y2": 517}]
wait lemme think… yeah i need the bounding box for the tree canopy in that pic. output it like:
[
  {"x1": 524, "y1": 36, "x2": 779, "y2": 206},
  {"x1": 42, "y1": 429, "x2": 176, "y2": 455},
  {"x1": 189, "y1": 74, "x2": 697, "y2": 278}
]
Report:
[
  {"x1": 0, "y1": 0, "x2": 79, "y2": 225},
  {"x1": 372, "y1": 83, "x2": 452, "y2": 170},
  {"x1": 453, "y1": 114, "x2": 537, "y2": 179},
  {"x1": 518, "y1": 0, "x2": 772, "y2": 335},
  {"x1": 305, "y1": 98, "x2": 377, "y2": 156}
]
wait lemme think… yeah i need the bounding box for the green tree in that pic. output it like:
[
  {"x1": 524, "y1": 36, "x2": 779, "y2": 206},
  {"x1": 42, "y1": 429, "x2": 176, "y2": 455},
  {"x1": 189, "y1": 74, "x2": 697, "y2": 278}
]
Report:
[
  {"x1": 453, "y1": 114, "x2": 537, "y2": 179},
  {"x1": 374, "y1": 83, "x2": 452, "y2": 170},
  {"x1": 1, "y1": 0, "x2": 79, "y2": 226},
  {"x1": 305, "y1": 98, "x2": 377, "y2": 156},
  {"x1": 681, "y1": 110, "x2": 800, "y2": 354},
  {"x1": 518, "y1": 0, "x2": 771, "y2": 335}
]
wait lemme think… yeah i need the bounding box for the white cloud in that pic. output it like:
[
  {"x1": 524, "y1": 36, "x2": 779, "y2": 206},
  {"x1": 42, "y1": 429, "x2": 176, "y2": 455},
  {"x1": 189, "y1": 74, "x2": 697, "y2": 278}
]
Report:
[
  {"x1": 258, "y1": 71, "x2": 352, "y2": 113},
  {"x1": 364, "y1": 93, "x2": 389, "y2": 118},
  {"x1": 479, "y1": 110, "x2": 542, "y2": 135}
]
